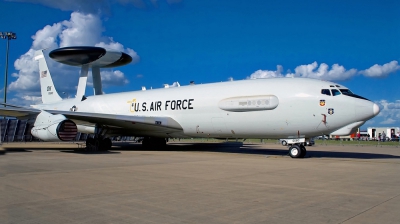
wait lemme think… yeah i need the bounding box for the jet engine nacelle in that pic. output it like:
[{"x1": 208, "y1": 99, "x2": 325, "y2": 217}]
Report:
[{"x1": 31, "y1": 111, "x2": 77, "y2": 141}]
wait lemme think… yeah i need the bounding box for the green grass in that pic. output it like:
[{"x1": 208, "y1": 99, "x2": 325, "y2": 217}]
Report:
[{"x1": 314, "y1": 139, "x2": 400, "y2": 146}]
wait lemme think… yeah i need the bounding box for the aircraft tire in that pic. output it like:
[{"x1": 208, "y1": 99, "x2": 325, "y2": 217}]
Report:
[
  {"x1": 281, "y1": 140, "x2": 287, "y2": 146},
  {"x1": 100, "y1": 138, "x2": 112, "y2": 151},
  {"x1": 289, "y1": 145, "x2": 302, "y2": 158},
  {"x1": 142, "y1": 137, "x2": 166, "y2": 149},
  {"x1": 300, "y1": 144, "x2": 307, "y2": 158},
  {"x1": 142, "y1": 137, "x2": 151, "y2": 148},
  {"x1": 85, "y1": 137, "x2": 95, "y2": 151},
  {"x1": 104, "y1": 138, "x2": 112, "y2": 150}
]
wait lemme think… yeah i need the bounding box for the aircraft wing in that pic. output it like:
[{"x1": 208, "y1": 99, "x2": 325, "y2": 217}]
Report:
[
  {"x1": 0, "y1": 106, "x2": 183, "y2": 135},
  {"x1": 0, "y1": 106, "x2": 41, "y2": 120},
  {"x1": 46, "y1": 110, "x2": 184, "y2": 135}
]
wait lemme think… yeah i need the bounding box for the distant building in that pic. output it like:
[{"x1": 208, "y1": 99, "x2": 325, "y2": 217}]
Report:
[{"x1": 367, "y1": 127, "x2": 399, "y2": 140}]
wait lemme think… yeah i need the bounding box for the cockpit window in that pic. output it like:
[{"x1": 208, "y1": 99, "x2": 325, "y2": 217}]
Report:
[
  {"x1": 339, "y1": 88, "x2": 369, "y2": 101},
  {"x1": 335, "y1": 85, "x2": 340, "y2": 87},
  {"x1": 340, "y1": 89, "x2": 353, "y2": 95},
  {"x1": 321, "y1": 89, "x2": 331, "y2": 96},
  {"x1": 331, "y1": 89, "x2": 341, "y2": 96}
]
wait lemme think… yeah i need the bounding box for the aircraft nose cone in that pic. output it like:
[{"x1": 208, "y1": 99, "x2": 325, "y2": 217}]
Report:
[
  {"x1": 373, "y1": 103, "x2": 380, "y2": 116},
  {"x1": 355, "y1": 100, "x2": 380, "y2": 121}
]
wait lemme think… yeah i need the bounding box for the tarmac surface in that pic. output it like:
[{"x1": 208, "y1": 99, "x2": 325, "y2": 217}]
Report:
[{"x1": 1, "y1": 142, "x2": 400, "y2": 224}]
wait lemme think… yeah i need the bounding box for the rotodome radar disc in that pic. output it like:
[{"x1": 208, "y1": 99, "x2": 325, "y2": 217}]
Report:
[{"x1": 49, "y1": 46, "x2": 132, "y2": 68}]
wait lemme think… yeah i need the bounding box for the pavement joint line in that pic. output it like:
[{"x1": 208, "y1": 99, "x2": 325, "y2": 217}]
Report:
[{"x1": 339, "y1": 192, "x2": 400, "y2": 224}]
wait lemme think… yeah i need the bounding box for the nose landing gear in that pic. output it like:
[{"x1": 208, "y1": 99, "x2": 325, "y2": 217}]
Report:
[{"x1": 288, "y1": 144, "x2": 307, "y2": 158}]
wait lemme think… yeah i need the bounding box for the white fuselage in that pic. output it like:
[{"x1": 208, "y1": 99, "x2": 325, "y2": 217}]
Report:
[{"x1": 35, "y1": 78, "x2": 378, "y2": 139}]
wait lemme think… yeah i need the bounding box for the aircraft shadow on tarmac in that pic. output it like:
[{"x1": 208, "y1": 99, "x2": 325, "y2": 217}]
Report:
[
  {"x1": 113, "y1": 142, "x2": 400, "y2": 160},
  {"x1": 60, "y1": 150, "x2": 120, "y2": 154},
  {"x1": 3, "y1": 142, "x2": 400, "y2": 159},
  {"x1": 3, "y1": 147, "x2": 120, "y2": 154},
  {"x1": 2, "y1": 148, "x2": 32, "y2": 153}
]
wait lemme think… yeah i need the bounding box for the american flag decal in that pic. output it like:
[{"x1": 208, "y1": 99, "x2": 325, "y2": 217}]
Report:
[{"x1": 41, "y1": 70, "x2": 47, "y2": 78}]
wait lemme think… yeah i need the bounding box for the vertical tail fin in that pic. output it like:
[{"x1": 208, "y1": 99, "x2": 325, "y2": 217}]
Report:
[{"x1": 34, "y1": 50, "x2": 62, "y2": 104}]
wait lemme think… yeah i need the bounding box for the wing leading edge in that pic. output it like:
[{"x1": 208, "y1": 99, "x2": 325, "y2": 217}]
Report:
[{"x1": 0, "y1": 106, "x2": 41, "y2": 120}]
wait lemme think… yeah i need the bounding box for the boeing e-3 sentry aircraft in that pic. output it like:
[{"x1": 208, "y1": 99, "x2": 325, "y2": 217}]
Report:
[{"x1": 0, "y1": 47, "x2": 380, "y2": 158}]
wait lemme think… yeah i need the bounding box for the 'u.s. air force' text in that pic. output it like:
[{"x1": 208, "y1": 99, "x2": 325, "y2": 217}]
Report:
[{"x1": 128, "y1": 99, "x2": 194, "y2": 112}]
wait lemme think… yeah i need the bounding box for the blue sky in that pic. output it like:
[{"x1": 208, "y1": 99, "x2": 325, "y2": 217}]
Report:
[{"x1": 0, "y1": 0, "x2": 399, "y2": 129}]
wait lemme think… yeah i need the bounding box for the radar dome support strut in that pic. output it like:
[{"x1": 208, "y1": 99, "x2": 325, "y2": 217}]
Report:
[
  {"x1": 49, "y1": 46, "x2": 132, "y2": 99},
  {"x1": 92, "y1": 66, "x2": 102, "y2": 95},
  {"x1": 77, "y1": 64, "x2": 89, "y2": 100}
]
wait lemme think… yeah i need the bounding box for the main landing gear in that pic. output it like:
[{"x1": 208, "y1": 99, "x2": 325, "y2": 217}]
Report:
[
  {"x1": 288, "y1": 144, "x2": 307, "y2": 158},
  {"x1": 83, "y1": 125, "x2": 112, "y2": 151},
  {"x1": 85, "y1": 137, "x2": 112, "y2": 151}
]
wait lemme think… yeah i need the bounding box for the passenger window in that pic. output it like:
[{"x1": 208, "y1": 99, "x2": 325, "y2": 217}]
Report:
[
  {"x1": 331, "y1": 89, "x2": 341, "y2": 96},
  {"x1": 321, "y1": 89, "x2": 331, "y2": 96}
]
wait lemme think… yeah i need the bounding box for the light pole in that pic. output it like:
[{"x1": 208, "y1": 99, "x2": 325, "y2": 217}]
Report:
[
  {"x1": 0, "y1": 32, "x2": 17, "y2": 107},
  {"x1": 0, "y1": 32, "x2": 16, "y2": 144}
]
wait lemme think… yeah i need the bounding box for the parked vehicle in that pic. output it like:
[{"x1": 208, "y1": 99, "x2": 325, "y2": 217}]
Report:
[{"x1": 315, "y1": 135, "x2": 329, "y2": 140}]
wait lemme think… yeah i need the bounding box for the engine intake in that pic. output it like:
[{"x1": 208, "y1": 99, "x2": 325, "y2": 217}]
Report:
[{"x1": 56, "y1": 120, "x2": 78, "y2": 141}]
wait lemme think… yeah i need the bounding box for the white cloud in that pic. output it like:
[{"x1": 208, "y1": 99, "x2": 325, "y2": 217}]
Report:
[
  {"x1": 10, "y1": 49, "x2": 40, "y2": 91},
  {"x1": 6, "y1": 94, "x2": 43, "y2": 107},
  {"x1": 99, "y1": 70, "x2": 129, "y2": 86},
  {"x1": 32, "y1": 24, "x2": 62, "y2": 50},
  {"x1": 249, "y1": 61, "x2": 399, "y2": 81},
  {"x1": 22, "y1": 95, "x2": 42, "y2": 103},
  {"x1": 290, "y1": 62, "x2": 357, "y2": 81},
  {"x1": 95, "y1": 40, "x2": 139, "y2": 63},
  {"x1": 59, "y1": 13, "x2": 104, "y2": 47},
  {"x1": 249, "y1": 65, "x2": 284, "y2": 79},
  {"x1": 381, "y1": 118, "x2": 396, "y2": 125},
  {"x1": 360, "y1": 61, "x2": 400, "y2": 78},
  {"x1": 373, "y1": 100, "x2": 400, "y2": 125},
  {"x1": 365, "y1": 120, "x2": 375, "y2": 125},
  {"x1": 9, "y1": 12, "x2": 138, "y2": 104}
]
